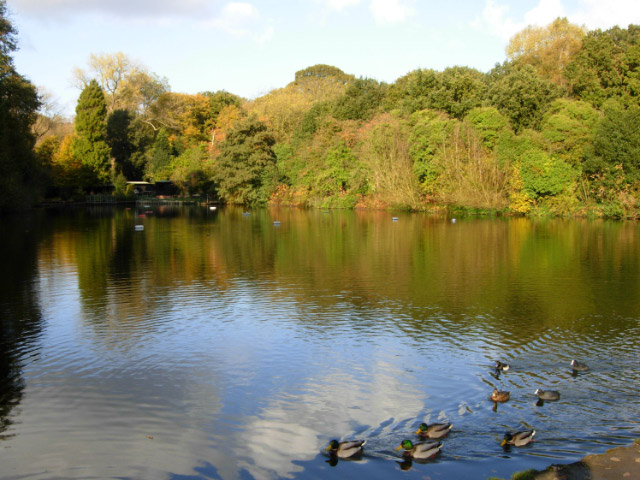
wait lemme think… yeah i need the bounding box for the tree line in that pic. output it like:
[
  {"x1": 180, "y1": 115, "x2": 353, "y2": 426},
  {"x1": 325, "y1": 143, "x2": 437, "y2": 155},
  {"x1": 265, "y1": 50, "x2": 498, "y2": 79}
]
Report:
[{"x1": 2, "y1": 5, "x2": 640, "y2": 217}]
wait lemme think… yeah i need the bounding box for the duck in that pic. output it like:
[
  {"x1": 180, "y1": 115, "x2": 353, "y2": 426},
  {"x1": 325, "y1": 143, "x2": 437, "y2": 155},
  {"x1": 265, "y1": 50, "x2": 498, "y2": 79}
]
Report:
[
  {"x1": 325, "y1": 439, "x2": 366, "y2": 458},
  {"x1": 491, "y1": 388, "x2": 510, "y2": 402},
  {"x1": 534, "y1": 389, "x2": 560, "y2": 401},
  {"x1": 396, "y1": 439, "x2": 442, "y2": 459},
  {"x1": 571, "y1": 359, "x2": 589, "y2": 372},
  {"x1": 501, "y1": 430, "x2": 535, "y2": 447},
  {"x1": 415, "y1": 422, "x2": 453, "y2": 439},
  {"x1": 495, "y1": 361, "x2": 510, "y2": 372}
]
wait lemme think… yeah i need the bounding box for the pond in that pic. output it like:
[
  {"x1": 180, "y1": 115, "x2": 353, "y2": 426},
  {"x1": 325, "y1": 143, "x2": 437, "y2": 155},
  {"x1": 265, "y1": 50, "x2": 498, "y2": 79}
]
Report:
[{"x1": 1, "y1": 206, "x2": 638, "y2": 479}]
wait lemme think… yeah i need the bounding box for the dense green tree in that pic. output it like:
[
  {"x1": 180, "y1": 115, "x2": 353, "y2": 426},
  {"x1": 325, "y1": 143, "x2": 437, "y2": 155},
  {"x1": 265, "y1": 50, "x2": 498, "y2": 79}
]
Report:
[
  {"x1": 387, "y1": 67, "x2": 486, "y2": 118},
  {"x1": 73, "y1": 79, "x2": 111, "y2": 184},
  {"x1": 429, "y1": 67, "x2": 487, "y2": 119},
  {"x1": 565, "y1": 25, "x2": 640, "y2": 107},
  {"x1": 518, "y1": 150, "x2": 578, "y2": 199},
  {"x1": 0, "y1": 0, "x2": 42, "y2": 210},
  {"x1": 106, "y1": 109, "x2": 154, "y2": 179},
  {"x1": 315, "y1": 141, "x2": 356, "y2": 196},
  {"x1": 487, "y1": 62, "x2": 561, "y2": 131},
  {"x1": 294, "y1": 101, "x2": 331, "y2": 140},
  {"x1": 146, "y1": 128, "x2": 173, "y2": 180},
  {"x1": 387, "y1": 69, "x2": 439, "y2": 114},
  {"x1": 170, "y1": 145, "x2": 214, "y2": 196},
  {"x1": 464, "y1": 107, "x2": 510, "y2": 149},
  {"x1": 539, "y1": 99, "x2": 599, "y2": 166},
  {"x1": 214, "y1": 115, "x2": 276, "y2": 204},
  {"x1": 332, "y1": 78, "x2": 386, "y2": 121},
  {"x1": 106, "y1": 109, "x2": 132, "y2": 176},
  {"x1": 587, "y1": 101, "x2": 640, "y2": 182}
]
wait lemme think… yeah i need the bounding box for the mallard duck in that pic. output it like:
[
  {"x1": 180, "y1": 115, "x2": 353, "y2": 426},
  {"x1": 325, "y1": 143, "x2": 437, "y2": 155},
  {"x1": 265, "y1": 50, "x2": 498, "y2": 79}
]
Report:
[
  {"x1": 491, "y1": 388, "x2": 510, "y2": 402},
  {"x1": 325, "y1": 439, "x2": 366, "y2": 458},
  {"x1": 501, "y1": 430, "x2": 535, "y2": 447},
  {"x1": 571, "y1": 359, "x2": 589, "y2": 372},
  {"x1": 534, "y1": 389, "x2": 560, "y2": 401},
  {"x1": 415, "y1": 422, "x2": 453, "y2": 439},
  {"x1": 495, "y1": 361, "x2": 510, "y2": 372},
  {"x1": 396, "y1": 439, "x2": 442, "y2": 459}
]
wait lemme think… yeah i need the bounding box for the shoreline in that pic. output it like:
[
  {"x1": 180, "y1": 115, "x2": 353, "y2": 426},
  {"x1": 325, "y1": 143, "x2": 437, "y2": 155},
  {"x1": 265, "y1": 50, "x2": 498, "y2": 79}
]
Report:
[{"x1": 498, "y1": 439, "x2": 640, "y2": 480}]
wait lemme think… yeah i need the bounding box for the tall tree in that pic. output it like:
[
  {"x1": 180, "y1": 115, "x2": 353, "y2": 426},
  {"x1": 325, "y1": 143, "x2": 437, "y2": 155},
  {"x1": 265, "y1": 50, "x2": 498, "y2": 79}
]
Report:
[
  {"x1": 0, "y1": 0, "x2": 42, "y2": 210},
  {"x1": 73, "y1": 79, "x2": 112, "y2": 185},
  {"x1": 214, "y1": 115, "x2": 276, "y2": 204},
  {"x1": 146, "y1": 128, "x2": 173, "y2": 181},
  {"x1": 106, "y1": 109, "x2": 134, "y2": 178}
]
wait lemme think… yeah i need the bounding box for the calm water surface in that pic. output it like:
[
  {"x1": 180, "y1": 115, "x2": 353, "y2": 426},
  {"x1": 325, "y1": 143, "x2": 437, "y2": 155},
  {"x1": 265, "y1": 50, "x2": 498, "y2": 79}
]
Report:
[{"x1": 0, "y1": 206, "x2": 638, "y2": 479}]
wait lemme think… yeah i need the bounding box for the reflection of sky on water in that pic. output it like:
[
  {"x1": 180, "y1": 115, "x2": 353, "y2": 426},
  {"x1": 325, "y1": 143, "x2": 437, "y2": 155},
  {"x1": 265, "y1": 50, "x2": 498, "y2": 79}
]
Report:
[{"x1": 234, "y1": 358, "x2": 426, "y2": 479}]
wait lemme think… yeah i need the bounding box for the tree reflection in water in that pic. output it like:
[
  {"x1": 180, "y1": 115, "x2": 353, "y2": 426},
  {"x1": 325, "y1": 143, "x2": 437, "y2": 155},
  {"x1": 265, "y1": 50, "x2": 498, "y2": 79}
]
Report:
[{"x1": 0, "y1": 213, "x2": 45, "y2": 440}]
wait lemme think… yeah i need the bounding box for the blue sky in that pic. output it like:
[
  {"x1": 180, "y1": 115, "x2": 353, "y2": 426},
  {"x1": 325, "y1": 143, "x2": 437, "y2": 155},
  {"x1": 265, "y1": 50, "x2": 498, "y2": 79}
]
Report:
[{"x1": 7, "y1": 0, "x2": 640, "y2": 116}]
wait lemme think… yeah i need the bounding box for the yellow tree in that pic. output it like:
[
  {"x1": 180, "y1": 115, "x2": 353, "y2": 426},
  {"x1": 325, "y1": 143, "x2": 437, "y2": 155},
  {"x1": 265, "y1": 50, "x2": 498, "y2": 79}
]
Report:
[
  {"x1": 507, "y1": 17, "x2": 586, "y2": 87},
  {"x1": 50, "y1": 133, "x2": 90, "y2": 191},
  {"x1": 74, "y1": 52, "x2": 168, "y2": 114},
  {"x1": 247, "y1": 65, "x2": 352, "y2": 141}
]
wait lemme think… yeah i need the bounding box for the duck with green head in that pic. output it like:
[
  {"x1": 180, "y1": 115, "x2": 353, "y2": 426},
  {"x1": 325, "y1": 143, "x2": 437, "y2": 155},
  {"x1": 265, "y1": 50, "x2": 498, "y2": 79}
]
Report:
[
  {"x1": 396, "y1": 439, "x2": 442, "y2": 459},
  {"x1": 501, "y1": 430, "x2": 535, "y2": 447},
  {"x1": 325, "y1": 439, "x2": 366, "y2": 458},
  {"x1": 415, "y1": 422, "x2": 452, "y2": 439}
]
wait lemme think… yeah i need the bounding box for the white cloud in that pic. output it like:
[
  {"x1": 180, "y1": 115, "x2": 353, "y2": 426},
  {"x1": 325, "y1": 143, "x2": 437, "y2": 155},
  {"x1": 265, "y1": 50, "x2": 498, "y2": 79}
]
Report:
[
  {"x1": 473, "y1": 0, "x2": 640, "y2": 41},
  {"x1": 471, "y1": 0, "x2": 524, "y2": 41},
  {"x1": 524, "y1": 0, "x2": 565, "y2": 26},
  {"x1": 321, "y1": 0, "x2": 363, "y2": 11},
  {"x1": 317, "y1": 0, "x2": 413, "y2": 24},
  {"x1": 572, "y1": 0, "x2": 640, "y2": 30},
  {"x1": 8, "y1": 0, "x2": 214, "y2": 19},
  {"x1": 370, "y1": 0, "x2": 414, "y2": 25},
  {"x1": 209, "y1": 2, "x2": 274, "y2": 43}
]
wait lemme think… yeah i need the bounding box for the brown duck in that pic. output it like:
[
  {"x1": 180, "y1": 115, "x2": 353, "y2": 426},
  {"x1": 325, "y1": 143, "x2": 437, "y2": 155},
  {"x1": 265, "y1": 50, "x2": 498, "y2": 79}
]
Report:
[{"x1": 491, "y1": 388, "x2": 510, "y2": 402}]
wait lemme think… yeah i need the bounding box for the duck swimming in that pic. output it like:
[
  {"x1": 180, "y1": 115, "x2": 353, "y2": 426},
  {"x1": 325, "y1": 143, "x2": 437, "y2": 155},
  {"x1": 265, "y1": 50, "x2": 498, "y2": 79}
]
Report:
[
  {"x1": 491, "y1": 388, "x2": 510, "y2": 402},
  {"x1": 396, "y1": 439, "x2": 442, "y2": 459},
  {"x1": 535, "y1": 389, "x2": 560, "y2": 401},
  {"x1": 501, "y1": 430, "x2": 535, "y2": 447},
  {"x1": 571, "y1": 359, "x2": 589, "y2": 372},
  {"x1": 416, "y1": 422, "x2": 453, "y2": 439},
  {"x1": 325, "y1": 440, "x2": 366, "y2": 458},
  {"x1": 495, "y1": 361, "x2": 510, "y2": 372}
]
